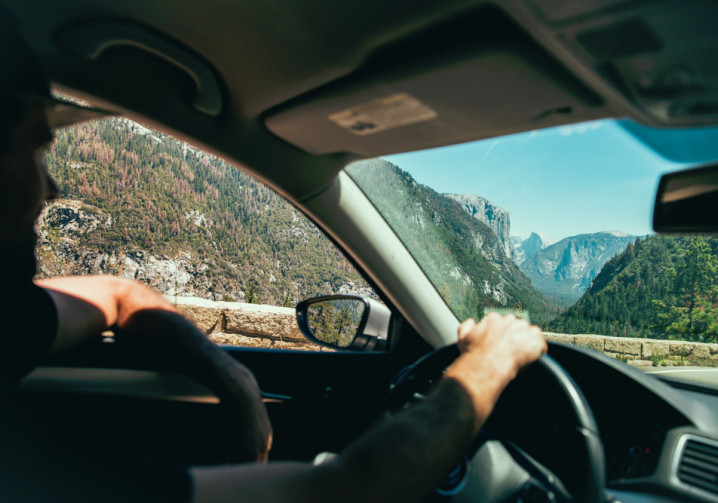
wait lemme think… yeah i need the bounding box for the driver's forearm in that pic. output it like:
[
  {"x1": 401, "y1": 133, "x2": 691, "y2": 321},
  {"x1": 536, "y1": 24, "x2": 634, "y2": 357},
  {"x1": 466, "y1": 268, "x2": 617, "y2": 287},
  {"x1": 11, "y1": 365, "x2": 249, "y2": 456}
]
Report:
[
  {"x1": 326, "y1": 349, "x2": 518, "y2": 503},
  {"x1": 444, "y1": 351, "x2": 516, "y2": 427},
  {"x1": 192, "y1": 375, "x2": 490, "y2": 503},
  {"x1": 330, "y1": 376, "x2": 480, "y2": 502}
]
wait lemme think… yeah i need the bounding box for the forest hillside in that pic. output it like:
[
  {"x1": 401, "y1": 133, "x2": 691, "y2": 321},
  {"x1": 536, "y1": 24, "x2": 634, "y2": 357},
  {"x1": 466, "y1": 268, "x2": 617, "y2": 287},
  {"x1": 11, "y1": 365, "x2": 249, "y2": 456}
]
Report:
[
  {"x1": 347, "y1": 159, "x2": 559, "y2": 325},
  {"x1": 38, "y1": 118, "x2": 371, "y2": 306},
  {"x1": 550, "y1": 235, "x2": 718, "y2": 342}
]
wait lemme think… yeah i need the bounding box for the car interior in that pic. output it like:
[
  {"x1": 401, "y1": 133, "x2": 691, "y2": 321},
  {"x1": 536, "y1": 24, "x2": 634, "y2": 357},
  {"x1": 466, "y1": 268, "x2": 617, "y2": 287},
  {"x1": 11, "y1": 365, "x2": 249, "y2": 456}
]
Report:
[{"x1": 5, "y1": 0, "x2": 718, "y2": 501}]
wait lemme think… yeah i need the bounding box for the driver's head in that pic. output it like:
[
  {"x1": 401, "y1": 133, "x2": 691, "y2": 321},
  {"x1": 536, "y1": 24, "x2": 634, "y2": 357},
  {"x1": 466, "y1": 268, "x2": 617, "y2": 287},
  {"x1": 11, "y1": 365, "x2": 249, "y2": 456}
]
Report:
[
  {"x1": 0, "y1": 7, "x2": 59, "y2": 281},
  {"x1": 0, "y1": 7, "x2": 53, "y2": 152},
  {"x1": 0, "y1": 7, "x2": 112, "y2": 281}
]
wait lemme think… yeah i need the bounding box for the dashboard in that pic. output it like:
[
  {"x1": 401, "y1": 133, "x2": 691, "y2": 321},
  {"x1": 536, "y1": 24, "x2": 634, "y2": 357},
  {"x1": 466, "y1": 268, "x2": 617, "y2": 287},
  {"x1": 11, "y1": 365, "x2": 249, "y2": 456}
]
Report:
[
  {"x1": 549, "y1": 343, "x2": 718, "y2": 503},
  {"x1": 605, "y1": 417, "x2": 665, "y2": 480}
]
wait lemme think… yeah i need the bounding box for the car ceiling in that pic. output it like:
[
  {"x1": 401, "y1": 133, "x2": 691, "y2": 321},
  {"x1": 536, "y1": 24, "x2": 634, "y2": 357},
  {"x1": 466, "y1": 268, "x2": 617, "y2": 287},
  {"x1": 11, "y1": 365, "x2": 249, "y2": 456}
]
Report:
[{"x1": 7, "y1": 0, "x2": 718, "y2": 201}]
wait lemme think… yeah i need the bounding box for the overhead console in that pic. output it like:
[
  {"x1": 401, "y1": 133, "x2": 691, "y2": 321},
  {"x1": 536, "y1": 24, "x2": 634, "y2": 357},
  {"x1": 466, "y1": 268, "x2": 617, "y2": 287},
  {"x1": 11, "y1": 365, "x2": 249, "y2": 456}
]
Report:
[{"x1": 524, "y1": 0, "x2": 718, "y2": 127}]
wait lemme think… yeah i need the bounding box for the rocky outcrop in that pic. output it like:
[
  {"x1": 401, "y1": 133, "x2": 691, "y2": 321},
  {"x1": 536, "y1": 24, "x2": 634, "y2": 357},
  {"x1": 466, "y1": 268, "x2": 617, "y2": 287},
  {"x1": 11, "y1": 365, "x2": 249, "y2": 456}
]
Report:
[
  {"x1": 513, "y1": 232, "x2": 550, "y2": 266},
  {"x1": 36, "y1": 199, "x2": 113, "y2": 235},
  {"x1": 35, "y1": 198, "x2": 371, "y2": 304},
  {"x1": 33, "y1": 202, "x2": 215, "y2": 301},
  {"x1": 447, "y1": 194, "x2": 514, "y2": 259},
  {"x1": 36, "y1": 200, "x2": 227, "y2": 297}
]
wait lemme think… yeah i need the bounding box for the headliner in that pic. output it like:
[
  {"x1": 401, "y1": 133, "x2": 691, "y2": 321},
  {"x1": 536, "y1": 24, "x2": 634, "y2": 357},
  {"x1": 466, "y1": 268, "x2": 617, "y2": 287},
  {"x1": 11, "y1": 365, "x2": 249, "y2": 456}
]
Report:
[{"x1": 7, "y1": 0, "x2": 718, "y2": 201}]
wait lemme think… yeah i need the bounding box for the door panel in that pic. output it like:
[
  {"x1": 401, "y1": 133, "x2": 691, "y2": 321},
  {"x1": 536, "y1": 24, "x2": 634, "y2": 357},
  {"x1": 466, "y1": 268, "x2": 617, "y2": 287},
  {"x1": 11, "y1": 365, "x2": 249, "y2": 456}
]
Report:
[{"x1": 32, "y1": 322, "x2": 428, "y2": 464}]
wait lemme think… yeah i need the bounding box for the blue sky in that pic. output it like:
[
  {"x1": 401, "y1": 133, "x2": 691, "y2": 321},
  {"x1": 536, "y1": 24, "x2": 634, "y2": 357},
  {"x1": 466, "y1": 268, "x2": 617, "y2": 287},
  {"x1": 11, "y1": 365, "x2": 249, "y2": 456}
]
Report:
[{"x1": 385, "y1": 119, "x2": 703, "y2": 243}]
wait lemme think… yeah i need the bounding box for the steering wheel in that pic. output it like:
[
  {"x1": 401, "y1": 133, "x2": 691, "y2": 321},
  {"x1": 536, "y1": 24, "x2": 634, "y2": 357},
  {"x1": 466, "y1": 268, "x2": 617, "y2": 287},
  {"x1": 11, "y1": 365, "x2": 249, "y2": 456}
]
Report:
[{"x1": 388, "y1": 343, "x2": 606, "y2": 502}]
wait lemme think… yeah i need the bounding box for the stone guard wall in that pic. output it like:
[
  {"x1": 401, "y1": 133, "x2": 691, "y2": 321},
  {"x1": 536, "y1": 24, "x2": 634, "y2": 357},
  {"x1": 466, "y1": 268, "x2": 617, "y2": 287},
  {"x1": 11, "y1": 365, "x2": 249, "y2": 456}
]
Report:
[
  {"x1": 174, "y1": 297, "x2": 718, "y2": 364},
  {"x1": 545, "y1": 333, "x2": 718, "y2": 367},
  {"x1": 173, "y1": 296, "x2": 329, "y2": 351}
]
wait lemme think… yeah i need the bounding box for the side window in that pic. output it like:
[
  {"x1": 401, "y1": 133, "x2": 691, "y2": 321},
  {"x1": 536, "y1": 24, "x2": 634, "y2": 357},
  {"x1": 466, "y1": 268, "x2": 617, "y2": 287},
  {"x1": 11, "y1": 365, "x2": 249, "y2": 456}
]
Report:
[{"x1": 39, "y1": 117, "x2": 376, "y2": 351}]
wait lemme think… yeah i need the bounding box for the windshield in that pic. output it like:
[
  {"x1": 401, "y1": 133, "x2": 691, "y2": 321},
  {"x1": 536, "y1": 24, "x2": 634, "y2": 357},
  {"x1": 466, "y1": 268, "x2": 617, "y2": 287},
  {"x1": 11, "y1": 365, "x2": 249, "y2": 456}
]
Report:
[{"x1": 346, "y1": 118, "x2": 718, "y2": 376}]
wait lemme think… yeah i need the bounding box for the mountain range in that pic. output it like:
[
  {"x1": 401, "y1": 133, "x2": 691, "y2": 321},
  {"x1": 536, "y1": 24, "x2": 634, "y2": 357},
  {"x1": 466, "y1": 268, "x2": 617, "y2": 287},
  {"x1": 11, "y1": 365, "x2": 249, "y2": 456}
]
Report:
[
  {"x1": 513, "y1": 232, "x2": 550, "y2": 265},
  {"x1": 442, "y1": 198, "x2": 637, "y2": 307},
  {"x1": 517, "y1": 231, "x2": 638, "y2": 306},
  {"x1": 347, "y1": 160, "x2": 558, "y2": 324},
  {"x1": 38, "y1": 116, "x2": 640, "y2": 325},
  {"x1": 550, "y1": 235, "x2": 718, "y2": 343}
]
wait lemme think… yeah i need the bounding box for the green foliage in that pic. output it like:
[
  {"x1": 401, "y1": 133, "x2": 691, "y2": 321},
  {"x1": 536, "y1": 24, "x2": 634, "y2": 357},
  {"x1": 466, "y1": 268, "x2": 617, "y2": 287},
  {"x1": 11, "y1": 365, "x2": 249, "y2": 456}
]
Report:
[
  {"x1": 245, "y1": 283, "x2": 259, "y2": 304},
  {"x1": 650, "y1": 354, "x2": 684, "y2": 367},
  {"x1": 551, "y1": 236, "x2": 718, "y2": 342},
  {"x1": 281, "y1": 292, "x2": 294, "y2": 308},
  {"x1": 220, "y1": 294, "x2": 235, "y2": 302},
  {"x1": 307, "y1": 301, "x2": 361, "y2": 347},
  {"x1": 653, "y1": 237, "x2": 718, "y2": 342},
  {"x1": 43, "y1": 118, "x2": 372, "y2": 305}
]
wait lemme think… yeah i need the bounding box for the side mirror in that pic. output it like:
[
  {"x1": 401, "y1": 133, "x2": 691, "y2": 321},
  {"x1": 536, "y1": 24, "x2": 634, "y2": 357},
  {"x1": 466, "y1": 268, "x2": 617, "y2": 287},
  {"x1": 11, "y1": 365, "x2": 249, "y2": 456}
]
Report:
[
  {"x1": 296, "y1": 295, "x2": 391, "y2": 351},
  {"x1": 654, "y1": 163, "x2": 718, "y2": 233}
]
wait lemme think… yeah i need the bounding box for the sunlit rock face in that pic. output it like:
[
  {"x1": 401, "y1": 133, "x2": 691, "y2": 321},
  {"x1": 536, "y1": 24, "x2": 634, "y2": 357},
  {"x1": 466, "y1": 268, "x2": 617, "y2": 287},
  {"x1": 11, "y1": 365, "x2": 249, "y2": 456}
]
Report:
[
  {"x1": 36, "y1": 199, "x2": 219, "y2": 298},
  {"x1": 513, "y1": 232, "x2": 551, "y2": 266},
  {"x1": 446, "y1": 194, "x2": 514, "y2": 259}
]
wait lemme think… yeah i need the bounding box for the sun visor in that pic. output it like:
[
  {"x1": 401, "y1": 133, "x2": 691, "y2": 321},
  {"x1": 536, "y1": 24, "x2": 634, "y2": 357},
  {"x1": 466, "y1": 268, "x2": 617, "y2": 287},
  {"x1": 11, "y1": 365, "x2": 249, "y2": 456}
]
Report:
[
  {"x1": 265, "y1": 46, "x2": 607, "y2": 157},
  {"x1": 264, "y1": 4, "x2": 609, "y2": 158}
]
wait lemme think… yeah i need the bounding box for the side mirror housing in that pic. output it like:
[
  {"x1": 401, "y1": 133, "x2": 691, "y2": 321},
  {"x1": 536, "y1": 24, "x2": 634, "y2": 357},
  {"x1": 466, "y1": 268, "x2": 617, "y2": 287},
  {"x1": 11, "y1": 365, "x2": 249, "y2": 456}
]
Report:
[
  {"x1": 295, "y1": 295, "x2": 391, "y2": 351},
  {"x1": 654, "y1": 163, "x2": 718, "y2": 233}
]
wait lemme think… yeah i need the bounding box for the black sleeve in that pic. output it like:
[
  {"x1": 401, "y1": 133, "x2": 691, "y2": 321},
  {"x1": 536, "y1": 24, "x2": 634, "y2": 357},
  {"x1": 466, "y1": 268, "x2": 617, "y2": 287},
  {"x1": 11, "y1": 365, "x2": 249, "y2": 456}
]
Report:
[{"x1": 0, "y1": 283, "x2": 58, "y2": 388}]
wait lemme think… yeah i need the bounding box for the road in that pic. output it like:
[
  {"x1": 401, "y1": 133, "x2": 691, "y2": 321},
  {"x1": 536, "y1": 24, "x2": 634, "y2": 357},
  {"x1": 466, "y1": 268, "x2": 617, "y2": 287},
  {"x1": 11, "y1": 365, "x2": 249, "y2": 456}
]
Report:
[{"x1": 640, "y1": 366, "x2": 718, "y2": 387}]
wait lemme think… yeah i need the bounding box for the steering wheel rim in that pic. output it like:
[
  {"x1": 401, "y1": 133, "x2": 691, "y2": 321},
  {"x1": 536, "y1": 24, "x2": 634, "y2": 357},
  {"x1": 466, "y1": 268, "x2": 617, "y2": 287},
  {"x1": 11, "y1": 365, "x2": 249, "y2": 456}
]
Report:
[{"x1": 388, "y1": 343, "x2": 606, "y2": 503}]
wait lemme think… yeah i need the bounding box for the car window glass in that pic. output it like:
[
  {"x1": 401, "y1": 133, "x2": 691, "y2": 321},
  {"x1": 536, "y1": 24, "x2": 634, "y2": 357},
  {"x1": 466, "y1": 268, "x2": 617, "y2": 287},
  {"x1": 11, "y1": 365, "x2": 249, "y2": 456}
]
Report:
[
  {"x1": 39, "y1": 117, "x2": 376, "y2": 351},
  {"x1": 347, "y1": 118, "x2": 718, "y2": 375}
]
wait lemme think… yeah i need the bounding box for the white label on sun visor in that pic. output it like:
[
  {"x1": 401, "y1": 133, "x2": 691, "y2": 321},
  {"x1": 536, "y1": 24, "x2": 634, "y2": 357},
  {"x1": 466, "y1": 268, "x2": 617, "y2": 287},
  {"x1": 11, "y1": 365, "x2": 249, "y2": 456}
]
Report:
[{"x1": 329, "y1": 93, "x2": 437, "y2": 136}]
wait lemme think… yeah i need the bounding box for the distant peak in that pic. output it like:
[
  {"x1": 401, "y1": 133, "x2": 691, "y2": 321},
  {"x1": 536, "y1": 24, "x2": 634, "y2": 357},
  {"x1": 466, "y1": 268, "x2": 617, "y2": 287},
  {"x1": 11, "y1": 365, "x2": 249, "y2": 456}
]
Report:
[
  {"x1": 527, "y1": 232, "x2": 551, "y2": 246},
  {"x1": 605, "y1": 230, "x2": 630, "y2": 237}
]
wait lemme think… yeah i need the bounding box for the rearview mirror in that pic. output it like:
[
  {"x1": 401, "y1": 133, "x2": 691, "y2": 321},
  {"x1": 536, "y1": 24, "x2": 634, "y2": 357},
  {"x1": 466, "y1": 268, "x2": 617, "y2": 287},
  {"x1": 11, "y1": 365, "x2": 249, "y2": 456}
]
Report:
[
  {"x1": 653, "y1": 163, "x2": 718, "y2": 233},
  {"x1": 296, "y1": 295, "x2": 391, "y2": 351}
]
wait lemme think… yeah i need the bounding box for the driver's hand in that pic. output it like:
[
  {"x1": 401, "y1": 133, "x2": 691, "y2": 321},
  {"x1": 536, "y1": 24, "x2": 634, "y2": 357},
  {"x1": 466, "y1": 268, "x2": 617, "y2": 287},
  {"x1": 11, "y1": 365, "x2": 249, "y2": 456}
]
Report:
[
  {"x1": 444, "y1": 313, "x2": 546, "y2": 425},
  {"x1": 457, "y1": 313, "x2": 546, "y2": 374}
]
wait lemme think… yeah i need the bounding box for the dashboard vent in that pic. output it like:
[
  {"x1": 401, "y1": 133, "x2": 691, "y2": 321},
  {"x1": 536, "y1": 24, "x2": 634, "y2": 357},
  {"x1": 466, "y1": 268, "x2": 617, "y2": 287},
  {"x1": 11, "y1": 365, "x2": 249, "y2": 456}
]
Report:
[{"x1": 677, "y1": 438, "x2": 718, "y2": 496}]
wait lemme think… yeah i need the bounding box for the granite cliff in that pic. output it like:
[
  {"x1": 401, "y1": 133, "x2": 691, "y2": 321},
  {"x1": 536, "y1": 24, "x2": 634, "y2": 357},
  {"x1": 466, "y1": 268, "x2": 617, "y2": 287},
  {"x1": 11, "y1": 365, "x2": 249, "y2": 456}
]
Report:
[
  {"x1": 446, "y1": 194, "x2": 514, "y2": 259},
  {"x1": 513, "y1": 232, "x2": 550, "y2": 265}
]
